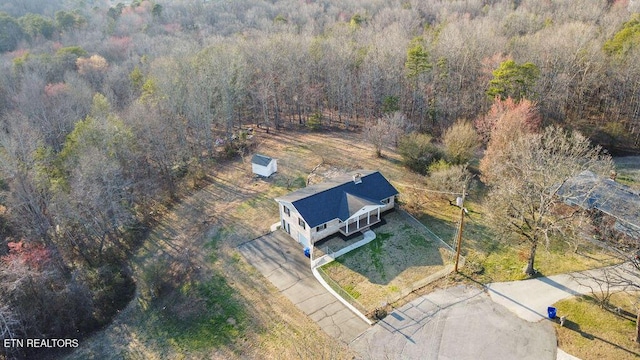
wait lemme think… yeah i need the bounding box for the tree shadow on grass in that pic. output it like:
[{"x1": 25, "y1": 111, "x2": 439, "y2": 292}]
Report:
[
  {"x1": 412, "y1": 211, "x2": 495, "y2": 251},
  {"x1": 560, "y1": 319, "x2": 640, "y2": 358},
  {"x1": 139, "y1": 235, "x2": 247, "y2": 353},
  {"x1": 320, "y1": 211, "x2": 448, "y2": 286},
  {"x1": 414, "y1": 212, "x2": 456, "y2": 241}
]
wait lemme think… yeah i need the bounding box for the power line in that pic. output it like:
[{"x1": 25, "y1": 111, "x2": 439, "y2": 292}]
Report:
[
  {"x1": 392, "y1": 181, "x2": 468, "y2": 272},
  {"x1": 391, "y1": 181, "x2": 465, "y2": 196}
]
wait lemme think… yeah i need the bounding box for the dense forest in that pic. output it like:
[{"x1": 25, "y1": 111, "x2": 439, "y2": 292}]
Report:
[{"x1": 0, "y1": 0, "x2": 639, "y2": 358}]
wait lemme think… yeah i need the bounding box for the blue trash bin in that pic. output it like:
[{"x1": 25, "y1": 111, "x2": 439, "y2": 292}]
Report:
[
  {"x1": 304, "y1": 247, "x2": 310, "y2": 258},
  {"x1": 547, "y1": 306, "x2": 556, "y2": 319}
]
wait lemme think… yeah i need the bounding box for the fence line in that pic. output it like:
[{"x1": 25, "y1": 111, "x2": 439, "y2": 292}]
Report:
[
  {"x1": 316, "y1": 266, "x2": 369, "y2": 316},
  {"x1": 383, "y1": 264, "x2": 456, "y2": 306},
  {"x1": 312, "y1": 210, "x2": 463, "y2": 322},
  {"x1": 399, "y1": 209, "x2": 456, "y2": 252}
]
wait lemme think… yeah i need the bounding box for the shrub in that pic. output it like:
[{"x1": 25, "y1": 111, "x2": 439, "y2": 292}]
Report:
[
  {"x1": 427, "y1": 162, "x2": 475, "y2": 195},
  {"x1": 398, "y1": 132, "x2": 442, "y2": 174},
  {"x1": 442, "y1": 120, "x2": 480, "y2": 164},
  {"x1": 307, "y1": 112, "x2": 322, "y2": 131}
]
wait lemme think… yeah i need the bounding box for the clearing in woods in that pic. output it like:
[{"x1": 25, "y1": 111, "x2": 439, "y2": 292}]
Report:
[
  {"x1": 65, "y1": 129, "x2": 635, "y2": 359},
  {"x1": 65, "y1": 129, "x2": 427, "y2": 359}
]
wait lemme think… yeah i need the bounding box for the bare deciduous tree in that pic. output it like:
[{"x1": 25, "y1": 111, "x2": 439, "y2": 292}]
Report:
[
  {"x1": 0, "y1": 303, "x2": 22, "y2": 359},
  {"x1": 570, "y1": 247, "x2": 640, "y2": 342},
  {"x1": 364, "y1": 111, "x2": 409, "y2": 157},
  {"x1": 483, "y1": 126, "x2": 612, "y2": 276},
  {"x1": 427, "y1": 163, "x2": 475, "y2": 196}
]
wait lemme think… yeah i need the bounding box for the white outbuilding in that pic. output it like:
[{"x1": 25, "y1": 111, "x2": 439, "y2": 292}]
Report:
[{"x1": 251, "y1": 154, "x2": 277, "y2": 177}]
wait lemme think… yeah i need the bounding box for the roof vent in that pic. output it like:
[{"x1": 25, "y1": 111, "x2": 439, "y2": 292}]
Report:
[{"x1": 353, "y1": 173, "x2": 362, "y2": 184}]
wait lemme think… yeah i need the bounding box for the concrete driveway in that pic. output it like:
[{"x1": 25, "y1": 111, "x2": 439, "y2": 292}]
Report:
[
  {"x1": 487, "y1": 274, "x2": 583, "y2": 323},
  {"x1": 238, "y1": 230, "x2": 369, "y2": 343},
  {"x1": 350, "y1": 285, "x2": 556, "y2": 360},
  {"x1": 486, "y1": 264, "x2": 639, "y2": 323},
  {"x1": 238, "y1": 230, "x2": 567, "y2": 359},
  {"x1": 486, "y1": 265, "x2": 640, "y2": 360}
]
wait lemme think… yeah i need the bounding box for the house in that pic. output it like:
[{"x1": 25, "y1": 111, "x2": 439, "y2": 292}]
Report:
[
  {"x1": 252, "y1": 154, "x2": 277, "y2": 177},
  {"x1": 556, "y1": 170, "x2": 640, "y2": 240},
  {"x1": 274, "y1": 170, "x2": 399, "y2": 248}
]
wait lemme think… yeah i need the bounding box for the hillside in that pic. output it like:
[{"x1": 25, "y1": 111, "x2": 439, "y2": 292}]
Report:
[
  {"x1": 1, "y1": 1, "x2": 640, "y2": 359},
  {"x1": 65, "y1": 129, "x2": 417, "y2": 359}
]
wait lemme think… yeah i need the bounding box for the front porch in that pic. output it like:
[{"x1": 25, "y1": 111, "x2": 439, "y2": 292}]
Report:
[{"x1": 340, "y1": 208, "x2": 381, "y2": 236}]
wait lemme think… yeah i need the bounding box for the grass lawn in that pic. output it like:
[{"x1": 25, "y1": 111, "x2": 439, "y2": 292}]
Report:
[
  {"x1": 319, "y1": 210, "x2": 454, "y2": 315},
  {"x1": 401, "y1": 190, "x2": 621, "y2": 283},
  {"x1": 614, "y1": 156, "x2": 640, "y2": 189},
  {"x1": 554, "y1": 292, "x2": 640, "y2": 360},
  {"x1": 136, "y1": 232, "x2": 246, "y2": 354},
  {"x1": 461, "y1": 239, "x2": 621, "y2": 283}
]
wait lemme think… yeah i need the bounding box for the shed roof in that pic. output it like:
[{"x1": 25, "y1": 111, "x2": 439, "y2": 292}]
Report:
[
  {"x1": 556, "y1": 170, "x2": 640, "y2": 238},
  {"x1": 275, "y1": 170, "x2": 398, "y2": 228},
  {"x1": 251, "y1": 154, "x2": 274, "y2": 167}
]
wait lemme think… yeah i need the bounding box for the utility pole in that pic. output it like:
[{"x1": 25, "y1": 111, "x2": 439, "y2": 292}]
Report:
[{"x1": 454, "y1": 184, "x2": 467, "y2": 272}]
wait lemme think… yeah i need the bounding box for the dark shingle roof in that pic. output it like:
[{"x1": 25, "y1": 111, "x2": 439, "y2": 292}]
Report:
[
  {"x1": 556, "y1": 170, "x2": 640, "y2": 239},
  {"x1": 252, "y1": 154, "x2": 274, "y2": 166},
  {"x1": 275, "y1": 170, "x2": 398, "y2": 228}
]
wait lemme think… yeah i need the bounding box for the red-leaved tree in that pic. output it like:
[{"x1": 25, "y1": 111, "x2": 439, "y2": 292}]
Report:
[{"x1": 478, "y1": 97, "x2": 542, "y2": 183}]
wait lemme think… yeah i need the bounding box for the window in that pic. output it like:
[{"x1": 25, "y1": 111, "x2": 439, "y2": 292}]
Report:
[
  {"x1": 316, "y1": 224, "x2": 327, "y2": 232},
  {"x1": 382, "y1": 198, "x2": 390, "y2": 204},
  {"x1": 284, "y1": 206, "x2": 290, "y2": 216},
  {"x1": 298, "y1": 218, "x2": 306, "y2": 229}
]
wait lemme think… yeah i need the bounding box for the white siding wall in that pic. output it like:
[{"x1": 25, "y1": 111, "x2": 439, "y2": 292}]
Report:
[
  {"x1": 279, "y1": 195, "x2": 396, "y2": 244},
  {"x1": 382, "y1": 196, "x2": 395, "y2": 211},
  {"x1": 310, "y1": 218, "x2": 342, "y2": 242},
  {"x1": 280, "y1": 203, "x2": 311, "y2": 247},
  {"x1": 252, "y1": 159, "x2": 277, "y2": 177}
]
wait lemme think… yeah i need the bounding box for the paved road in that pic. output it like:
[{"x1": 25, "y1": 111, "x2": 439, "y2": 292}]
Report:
[
  {"x1": 350, "y1": 285, "x2": 556, "y2": 360},
  {"x1": 487, "y1": 265, "x2": 640, "y2": 360},
  {"x1": 487, "y1": 264, "x2": 639, "y2": 323},
  {"x1": 238, "y1": 231, "x2": 369, "y2": 343},
  {"x1": 240, "y1": 229, "x2": 630, "y2": 359},
  {"x1": 240, "y1": 231, "x2": 560, "y2": 359}
]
